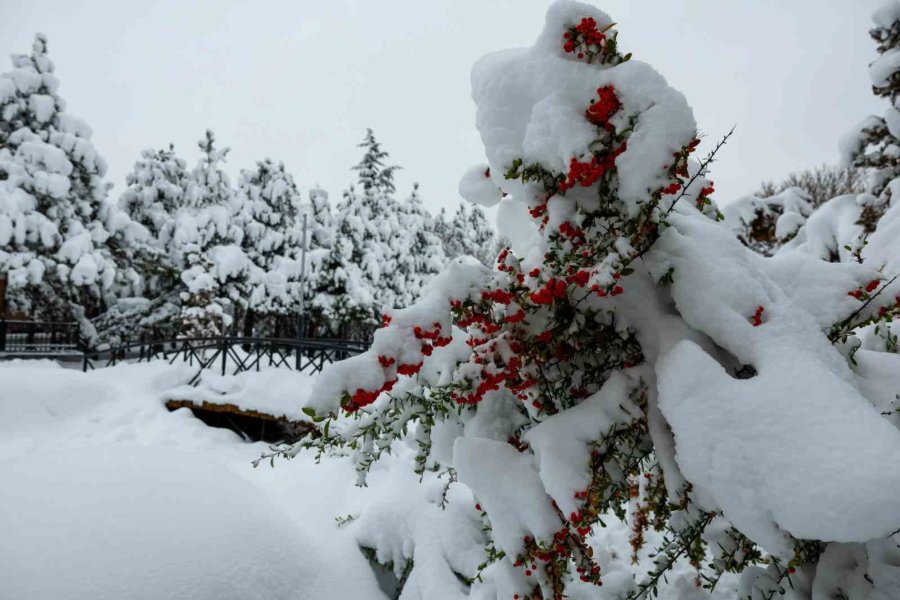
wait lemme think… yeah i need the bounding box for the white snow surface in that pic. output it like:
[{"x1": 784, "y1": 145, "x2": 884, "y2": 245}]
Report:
[
  {"x1": 652, "y1": 212, "x2": 900, "y2": 555},
  {"x1": 0, "y1": 362, "x2": 388, "y2": 600},
  {"x1": 524, "y1": 370, "x2": 642, "y2": 519},
  {"x1": 459, "y1": 163, "x2": 503, "y2": 208},
  {"x1": 0, "y1": 446, "x2": 318, "y2": 600},
  {"x1": 454, "y1": 437, "x2": 563, "y2": 557},
  {"x1": 0, "y1": 354, "x2": 738, "y2": 600}
]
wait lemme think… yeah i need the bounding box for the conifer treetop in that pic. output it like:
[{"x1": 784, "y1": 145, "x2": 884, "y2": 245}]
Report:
[{"x1": 352, "y1": 128, "x2": 400, "y2": 196}]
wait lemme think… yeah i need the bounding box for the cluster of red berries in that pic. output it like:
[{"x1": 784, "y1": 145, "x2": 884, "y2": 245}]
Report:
[
  {"x1": 695, "y1": 182, "x2": 716, "y2": 208},
  {"x1": 585, "y1": 86, "x2": 621, "y2": 129},
  {"x1": 529, "y1": 201, "x2": 548, "y2": 220},
  {"x1": 562, "y1": 17, "x2": 607, "y2": 59},
  {"x1": 413, "y1": 322, "x2": 453, "y2": 354},
  {"x1": 661, "y1": 182, "x2": 681, "y2": 196},
  {"x1": 566, "y1": 269, "x2": 591, "y2": 288},
  {"x1": 590, "y1": 272, "x2": 624, "y2": 297},
  {"x1": 751, "y1": 306, "x2": 764, "y2": 327},
  {"x1": 482, "y1": 288, "x2": 515, "y2": 305},
  {"x1": 559, "y1": 153, "x2": 614, "y2": 192},
  {"x1": 529, "y1": 278, "x2": 569, "y2": 305},
  {"x1": 453, "y1": 352, "x2": 530, "y2": 405},
  {"x1": 848, "y1": 279, "x2": 881, "y2": 299},
  {"x1": 344, "y1": 320, "x2": 457, "y2": 412},
  {"x1": 558, "y1": 221, "x2": 585, "y2": 241}
]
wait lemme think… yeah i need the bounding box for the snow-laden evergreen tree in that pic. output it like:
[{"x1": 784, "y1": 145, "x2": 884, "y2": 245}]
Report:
[
  {"x1": 233, "y1": 158, "x2": 304, "y2": 335},
  {"x1": 90, "y1": 145, "x2": 191, "y2": 343},
  {"x1": 0, "y1": 33, "x2": 128, "y2": 322},
  {"x1": 394, "y1": 182, "x2": 446, "y2": 306},
  {"x1": 119, "y1": 145, "x2": 187, "y2": 243},
  {"x1": 353, "y1": 128, "x2": 400, "y2": 197},
  {"x1": 350, "y1": 128, "x2": 406, "y2": 312},
  {"x1": 308, "y1": 185, "x2": 334, "y2": 250},
  {"x1": 270, "y1": 4, "x2": 900, "y2": 599},
  {"x1": 318, "y1": 129, "x2": 405, "y2": 335},
  {"x1": 173, "y1": 130, "x2": 249, "y2": 337},
  {"x1": 118, "y1": 145, "x2": 188, "y2": 296},
  {"x1": 842, "y1": 1, "x2": 900, "y2": 203},
  {"x1": 308, "y1": 208, "x2": 375, "y2": 339},
  {"x1": 440, "y1": 202, "x2": 497, "y2": 266}
]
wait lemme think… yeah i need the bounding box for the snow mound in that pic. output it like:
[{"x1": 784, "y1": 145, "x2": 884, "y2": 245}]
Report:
[
  {"x1": 169, "y1": 367, "x2": 320, "y2": 421},
  {"x1": 459, "y1": 163, "x2": 503, "y2": 207},
  {"x1": 653, "y1": 214, "x2": 900, "y2": 555},
  {"x1": 0, "y1": 445, "x2": 335, "y2": 600},
  {"x1": 0, "y1": 363, "x2": 114, "y2": 435}
]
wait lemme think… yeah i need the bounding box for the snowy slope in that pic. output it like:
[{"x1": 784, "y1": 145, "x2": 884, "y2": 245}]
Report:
[{"x1": 0, "y1": 361, "x2": 387, "y2": 600}]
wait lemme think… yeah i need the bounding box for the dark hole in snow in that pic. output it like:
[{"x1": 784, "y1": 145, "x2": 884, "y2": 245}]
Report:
[
  {"x1": 165, "y1": 399, "x2": 315, "y2": 444},
  {"x1": 360, "y1": 546, "x2": 412, "y2": 600}
]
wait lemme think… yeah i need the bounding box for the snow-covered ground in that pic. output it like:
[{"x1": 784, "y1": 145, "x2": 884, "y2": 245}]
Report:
[
  {"x1": 0, "y1": 360, "x2": 388, "y2": 600},
  {"x1": 0, "y1": 358, "x2": 734, "y2": 600}
]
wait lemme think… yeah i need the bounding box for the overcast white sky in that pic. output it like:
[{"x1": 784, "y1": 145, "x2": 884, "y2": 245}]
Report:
[{"x1": 0, "y1": 0, "x2": 886, "y2": 217}]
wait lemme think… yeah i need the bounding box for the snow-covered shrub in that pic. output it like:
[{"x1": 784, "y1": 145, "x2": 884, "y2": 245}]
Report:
[
  {"x1": 785, "y1": 0, "x2": 900, "y2": 356},
  {"x1": 755, "y1": 164, "x2": 863, "y2": 211},
  {"x1": 723, "y1": 187, "x2": 813, "y2": 256},
  {"x1": 270, "y1": 3, "x2": 900, "y2": 599}
]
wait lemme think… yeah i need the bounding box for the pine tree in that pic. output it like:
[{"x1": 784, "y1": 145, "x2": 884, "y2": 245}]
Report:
[
  {"x1": 396, "y1": 183, "x2": 445, "y2": 305},
  {"x1": 0, "y1": 33, "x2": 122, "y2": 322},
  {"x1": 233, "y1": 158, "x2": 305, "y2": 335},
  {"x1": 843, "y1": 3, "x2": 900, "y2": 200},
  {"x1": 353, "y1": 128, "x2": 400, "y2": 196},
  {"x1": 440, "y1": 203, "x2": 497, "y2": 266},
  {"x1": 118, "y1": 145, "x2": 188, "y2": 297},
  {"x1": 308, "y1": 185, "x2": 333, "y2": 250},
  {"x1": 308, "y1": 210, "x2": 374, "y2": 339},
  {"x1": 119, "y1": 145, "x2": 188, "y2": 241},
  {"x1": 173, "y1": 130, "x2": 248, "y2": 337},
  {"x1": 319, "y1": 129, "x2": 406, "y2": 334},
  {"x1": 348, "y1": 128, "x2": 405, "y2": 312}
]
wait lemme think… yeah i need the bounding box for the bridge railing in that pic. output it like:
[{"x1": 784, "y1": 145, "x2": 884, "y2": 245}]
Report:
[
  {"x1": 81, "y1": 335, "x2": 368, "y2": 383},
  {"x1": 1, "y1": 320, "x2": 369, "y2": 381},
  {"x1": 0, "y1": 319, "x2": 83, "y2": 354}
]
